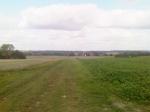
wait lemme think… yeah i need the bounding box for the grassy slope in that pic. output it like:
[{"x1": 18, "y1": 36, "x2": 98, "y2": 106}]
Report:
[
  {"x1": 0, "y1": 56, "x2": 60, "y2": 70},
  {"x1": 0, "y1": 57, "x2": 150, "y2": 112}
]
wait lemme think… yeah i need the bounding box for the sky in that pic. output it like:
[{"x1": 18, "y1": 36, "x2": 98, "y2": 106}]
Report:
[{"x1": 0, "y1": 0, "x2": 150, "y2": 50}]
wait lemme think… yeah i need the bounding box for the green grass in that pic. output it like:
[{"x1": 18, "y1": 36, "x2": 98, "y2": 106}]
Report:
[{"x1": 0, "y1": 56, "x2": 150, "y2": 112}]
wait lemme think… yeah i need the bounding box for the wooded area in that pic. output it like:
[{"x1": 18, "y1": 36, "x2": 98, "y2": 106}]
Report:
[{"x1": 0, "y1": 44, "x2": 26, "y2": 59}]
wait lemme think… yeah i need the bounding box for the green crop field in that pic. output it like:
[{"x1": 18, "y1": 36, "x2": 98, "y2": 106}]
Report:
[{"x1": 0, "y1": 56, "x2": 150, "y2": 112}]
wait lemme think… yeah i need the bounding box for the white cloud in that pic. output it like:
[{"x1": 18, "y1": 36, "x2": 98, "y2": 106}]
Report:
[
  {"x1": 0, "y1": 28, "x2": 149, "y2": 50},
  {"x1": 0, "y1": 15, "x2": 18, "y2": 29},
  {"x1": 0, "y1": 4, "x2": 150, "y2": 50},
  {"x1": 20, "y1": 4, "x2": 150, "y2": 30},
  {"x1": 19, "y1": 4, "x2": 97, "y2": 31}
]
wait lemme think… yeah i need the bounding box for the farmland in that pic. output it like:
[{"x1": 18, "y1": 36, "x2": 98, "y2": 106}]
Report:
[
  {"x1": 0, "y1": 56, "x2": 150, "y2": 112},
  {"x1": 0, "y1": 56, "x2": 62, "y2": 70}
]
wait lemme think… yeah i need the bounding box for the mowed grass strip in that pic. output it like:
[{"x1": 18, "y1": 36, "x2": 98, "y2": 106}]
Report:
[
  {"x1": 0, "y1": 59, "x2": 84, "y2": 112},
  {"x1": 0, "y1": 57, "x2": 150, "y2": 112},
  {"x1": 0, "y1": 61, "x2": 61, "y2": 112}
]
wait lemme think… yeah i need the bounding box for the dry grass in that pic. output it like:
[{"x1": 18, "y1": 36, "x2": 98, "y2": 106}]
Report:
[{"x1": 0, "y1": 56, "x2": 62, "y2": 70}]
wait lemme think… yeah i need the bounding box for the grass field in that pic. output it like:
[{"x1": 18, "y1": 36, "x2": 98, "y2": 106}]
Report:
[
  {"x1": 0, "y1": 56, "x2": 150, "y2": 112},
  {"x1": 0, "y1": 56, "x2": 62, "y2": 70}
]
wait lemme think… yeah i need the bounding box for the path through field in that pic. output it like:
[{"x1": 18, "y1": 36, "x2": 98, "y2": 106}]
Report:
[
  {"x1": 0, "y1": 60, "x2": 84, "y2": 112},
  {"x1": 0, "y1": 58, "x2": 150, "y2": 112}
]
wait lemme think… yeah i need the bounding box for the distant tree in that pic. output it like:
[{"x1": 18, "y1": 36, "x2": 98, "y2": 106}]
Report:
[
  {"x1": 12, "y1": 50, "x2": 26, "y2": 59},
  {"x1": 0, "y1": 44, "x2": 26, "y2": 59},
  {"x1": 0, "y1": 44, "x2": 15, "y2": 51},
  {"x1": 0, "y1": 50, "x2": 10, "y2": 59}
]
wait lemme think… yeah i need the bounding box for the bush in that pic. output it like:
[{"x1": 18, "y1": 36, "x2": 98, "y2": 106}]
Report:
[
  {"x1": 11, "y1": 50, "x2": 26, "y2": 59},
  {"x1": 0, "y1": 50, "x2": 26, "y2": 59}
]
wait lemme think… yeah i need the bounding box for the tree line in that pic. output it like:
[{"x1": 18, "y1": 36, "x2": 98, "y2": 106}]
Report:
[{"x1": 0, "y1": 44, "x2": 26, "y2": 59}]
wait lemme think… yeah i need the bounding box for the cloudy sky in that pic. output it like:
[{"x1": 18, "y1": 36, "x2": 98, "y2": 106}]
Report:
[{"x1": 0, "y1": 0, "x2": 150, "y2": 50}]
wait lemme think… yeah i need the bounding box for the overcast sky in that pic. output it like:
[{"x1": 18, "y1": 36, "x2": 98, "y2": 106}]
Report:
[{"x1": 0, "y1": 0, "x2": 150, "y2": 50}]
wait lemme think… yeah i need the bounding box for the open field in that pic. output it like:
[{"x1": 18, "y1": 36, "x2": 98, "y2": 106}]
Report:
[
  {"x1": 0, "y1": 56, "x2": 63, "y2": 71},
  {"x1": 0, "y1": 56, "x2": 150, "y2": 112},
  {"x1": 0, "y1": 56, "x2": 105, "y2": 71}
]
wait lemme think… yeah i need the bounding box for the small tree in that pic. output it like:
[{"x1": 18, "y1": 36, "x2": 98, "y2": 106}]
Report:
[
  {"x1": 0, "y1": 44, "x2": 26, "y2": 59},
  {"x1": 0, "y1": 44, "x2": 15, "y2": 51}
]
